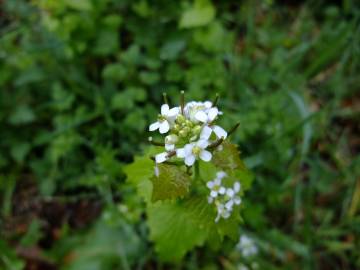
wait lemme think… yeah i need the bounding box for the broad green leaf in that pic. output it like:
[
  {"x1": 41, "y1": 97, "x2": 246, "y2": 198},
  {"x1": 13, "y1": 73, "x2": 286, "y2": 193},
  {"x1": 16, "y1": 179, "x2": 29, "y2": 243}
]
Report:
[
  {"x1": 102, "y1": 63, "x2": 127, "y2": 82},
  {"x1": 148, "y1": 195, "x2": 241, "y2": 261},
  {"x1": 147, "y1": 198, "x2": 210, "y2": 261},
  {"x1": 151, "y1": 164, "x2": 191, "y2": 202},
  {"x1": 213, "y1": 141, "x2": 246, "y2": 171},
  {"x1": 179, "y1": 0, "x2": 215, "y2": 29},
  {"x1": 213, "y1": 141, "x2": 254, "y2": 190},
  {"x1": 10, "y1": 143, "x2": 30, "y2": 163},
  {"x1": 124, "y1": 149, "x2": 157, "y2": 202},
  {"x1": 8, "y1": 105, "x2": 36, "y2": 125}
]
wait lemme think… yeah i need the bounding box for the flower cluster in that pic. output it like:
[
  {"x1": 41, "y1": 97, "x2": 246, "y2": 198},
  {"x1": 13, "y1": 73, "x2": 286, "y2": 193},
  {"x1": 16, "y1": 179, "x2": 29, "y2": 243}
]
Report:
[
  {"x1": 149, "y1": 94, "x2": 227, "y2": 167},
  {"x1": 206, "y1": 171, "x2": 242, "y2": 222},
  {"x1": 236, "y1": 235, "x2": 258, "y2": 257}
]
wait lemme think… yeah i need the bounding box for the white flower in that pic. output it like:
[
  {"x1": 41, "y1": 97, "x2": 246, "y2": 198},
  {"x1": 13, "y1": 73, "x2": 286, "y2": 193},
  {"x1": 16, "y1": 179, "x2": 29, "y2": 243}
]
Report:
[
  {"x1": 215, "y1": 203, "x2": 231, "y2": 222},
  {"x1": 149, "y1": 104, "x2": 180, "y2": 134},
  {"x1": 225, "y1": 182, "x2": 242, "y2": 210},
  {"x1": 196, "y1": 107, "x2": 227, "y2": 140},
  {"x1": 194, "y1": 107, "x2": 218, "y2": 123},
  {"x1": 206, "y1": 175, "x2": 226, "y2": 198},
  {"x1": 237, "y1": 235, "x2": 258, "y2": 257},
  {"x1": 176, "y1": 139, "x2": 212, "y2": 166},
  {"x1": 184, "y1": 101, "x2": 212, "y2": 122}
]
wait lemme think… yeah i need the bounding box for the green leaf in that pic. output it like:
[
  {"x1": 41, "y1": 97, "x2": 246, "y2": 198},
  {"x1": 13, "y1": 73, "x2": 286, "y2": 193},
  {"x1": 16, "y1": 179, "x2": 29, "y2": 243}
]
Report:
[
  {"x1": 151, "y1": 164, "x2": 191, "y2": 202},
  {"x1": 102, "y1": 63, "x2": 127, "y2": 82},
  {"x1": 10, "y1": 143, "x2": 30, "y2": 164},
  {"x1": 8, "y1": 105, "x2": 36, "y2": 125},
  {"x1": 124, "y1": 149, "x2": 156, "y2": 202},
  {"x1": 148, "y1": 195, "x2": 240, "y2": 261},
  {"x1": 213, "y1": 141, "x2": 254, "y2": 190},
  {"x1": 213, "y1": 141, "x2": 246, "y2": 171},
  {"x1": 160, "y1": 39, "x2": 186, "y2": 60},
  {"x1": 179, "y1": 0, "x2": 215, "y2": 29},
  {"x1": 147, "y1": 198, "x2": 209, "y2": 261}
]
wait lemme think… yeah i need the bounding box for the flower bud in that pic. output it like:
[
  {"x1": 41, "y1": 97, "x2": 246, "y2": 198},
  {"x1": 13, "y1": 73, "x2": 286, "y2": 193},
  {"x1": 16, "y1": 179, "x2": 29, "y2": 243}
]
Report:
[
  {"x1": 192, "y1": 125, "x2": 201, "y2": 135},
  {"x1": 179, "y1": 130, "x2": 188, "y2": 137},
  {"x1": 176, "y1": 114, "x2": 186, "y2": 124},
  {"x1": 185, "y1": 120, "x2": 193, "y2": 127},
  {"x1": 165, "y1": 134, "x2": 178, "y2": 145},
  {"x1": 173, "y1": 124, "x2": 180, "y2": 132}
]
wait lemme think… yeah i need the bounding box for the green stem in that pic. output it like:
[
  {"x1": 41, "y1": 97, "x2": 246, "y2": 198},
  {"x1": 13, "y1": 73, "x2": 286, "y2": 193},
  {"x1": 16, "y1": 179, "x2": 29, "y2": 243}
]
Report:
[{"x1": 194, "y1": 161, "x2": 200, "y2": 181}]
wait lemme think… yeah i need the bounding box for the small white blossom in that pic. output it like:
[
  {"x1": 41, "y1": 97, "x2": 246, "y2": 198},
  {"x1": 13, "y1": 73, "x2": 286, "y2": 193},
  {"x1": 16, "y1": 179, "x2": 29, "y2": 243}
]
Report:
[
  {"x1": 196, "y1": 108, "x2": 227, "y2": 140},
  {"x1": 215, "y1": 203, "x2": 231, "y2": 222},
  {"x1": 237, "y1": 235, "x2": 258, "y2": 257},
  {"x1": 225, "y1": 182, "x2": 242, "y2": 210},
  {"x1": 149, "y1": 104, "x2": 180, "y2": 134},
  {"x1": 176, "y1": 139, "x2": 212, "y2": 166},
  {"x1": 207, "y1": 178, "x2": 226, "y2": 198},
  {"x1": 184, "y1": 101, "x2": 212, "y2": 122}
]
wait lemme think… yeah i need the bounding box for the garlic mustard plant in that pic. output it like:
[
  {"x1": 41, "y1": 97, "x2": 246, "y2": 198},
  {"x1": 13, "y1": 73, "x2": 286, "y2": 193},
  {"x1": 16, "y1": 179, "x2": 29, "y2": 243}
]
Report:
[{"x1": 125, "y1": 92, "x2": 253, "y2": 261}]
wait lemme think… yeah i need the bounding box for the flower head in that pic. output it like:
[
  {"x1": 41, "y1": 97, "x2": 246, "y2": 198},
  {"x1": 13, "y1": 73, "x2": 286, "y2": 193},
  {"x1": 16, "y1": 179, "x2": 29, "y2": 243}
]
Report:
[
  {"x1": 237, "y1": 235, "x2": 258, "y2": 257},
  {"x1": 176, "y1": 139, "x2": 212, "y2": 166},
  {"x1": 149, "y1": 104, "x2": 180, "y2": 134}
]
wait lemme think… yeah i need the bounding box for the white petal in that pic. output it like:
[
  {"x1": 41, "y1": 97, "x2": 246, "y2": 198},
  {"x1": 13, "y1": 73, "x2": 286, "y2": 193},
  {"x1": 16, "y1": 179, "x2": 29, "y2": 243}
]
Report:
[
  {"x1": 176, "y1": 148, "x2": 185, "y2": 158},
  {"x1": 234, "y1": 197, "x2": 242, "y2": 205},
  {"x1": 206, "y1": 181, "x2": 214, "y2": 189},
  {"x1": 155, "y1": 153, "x2": 167, "y2": 163},
  {"x1": 185, "y1": 155, "x2": 196, "y2": 166},
  {"x1": 210, "y1": 190, "x2": 218, "y2": 198},
  {"x1": 222, "y1": 211, "x2": 231, "y2": 219},
  {"x1": 195, "y1": 111, "x2": 208, "y2": 123},
  {"x1": 159, "y1": 121, "x2": 170, "y2": 134},
  {"x1": 204, "y1": 101, "x2": 212, "y2": 108},
  {"x1": 149, "y1": 122, "x2": 160, "y2": 131},
  {"x1": 167, "y1": 107, "x2": 180, "y2": 117},
  {"x1": 213, "y1": 125, "x2": 227, "y2": 139},
  {"x1": 200, "y1": 126, "x2": 212, "y2": 140},
  {"x1": 225, "y1": 200, "x2": 234, "y2": 210},
  {"x1": 200, "y1": 150, "x2": 212, "y2": 162},
  {"x1": 216, "y1": 171, "x2": 227, "y2": 179},
  {"x1": 214, "y1": 178, "x2": 221, "y2": 185},
  {"x1": 226, "y1": 189, "x2": 235, "y2": 197},
  {"x1": 197, "y1": 139, "x2": 209, "y2": 149},
  {"x1": 207, "y1": 196, "x2": 214, "y2": 204},
  {"x1": 234, "y1": 182, "x2": 241, "y2": 192},
  {"x1": 208, "y1": 107, "x2": 218, "y2": 122},
  {"x1": 219, "y1": 187, "x2": 226, "y2": 194},
  {"x1": 184, "y1": 144, "x2": 193, "y2": 156},
  {"x1": 161, "y1": 104, "x2": 169, "y2": 115},
  {"x1": 165, "y1": 144, "x2": 175, "y2": 151}
]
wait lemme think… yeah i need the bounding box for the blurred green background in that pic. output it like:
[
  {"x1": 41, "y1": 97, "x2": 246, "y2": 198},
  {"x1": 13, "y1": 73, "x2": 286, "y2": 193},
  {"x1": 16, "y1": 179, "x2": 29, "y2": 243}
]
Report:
[{"x1": 0, "y1": 0, "x2": 359, "y2": 269}]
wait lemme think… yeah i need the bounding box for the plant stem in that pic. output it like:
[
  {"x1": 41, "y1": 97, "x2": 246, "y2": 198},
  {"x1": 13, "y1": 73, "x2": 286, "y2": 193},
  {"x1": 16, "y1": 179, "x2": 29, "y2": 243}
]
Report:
[{"x1": 194, "y1": 161, "x2": 200, "y2": 181}]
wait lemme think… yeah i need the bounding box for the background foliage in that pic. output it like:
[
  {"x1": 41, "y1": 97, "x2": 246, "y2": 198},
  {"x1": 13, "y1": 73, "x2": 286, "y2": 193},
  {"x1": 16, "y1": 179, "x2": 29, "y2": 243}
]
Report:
[{"x1": 1, "y1": 0, "x2": 359, "y2": 269}]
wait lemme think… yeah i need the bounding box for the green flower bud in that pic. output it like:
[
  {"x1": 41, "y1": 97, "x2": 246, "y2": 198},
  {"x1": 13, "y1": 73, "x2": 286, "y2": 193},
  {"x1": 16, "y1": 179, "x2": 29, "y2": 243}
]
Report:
[
  {"x1": 179, "y1": 130, "x2": 188, "y2": 138},
  {"x1": 185, "y1": 120, "x2": 193, "y2": 127},
  {"x1": 176, "y1": 114, "x2": 186, "y2": 124},
  {"x1": 192, "y1": 125, "x2": 201, "y2": 135},
  {"x1": 173, "y1": 124, "x2": 180, "y2": 131}
]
